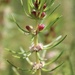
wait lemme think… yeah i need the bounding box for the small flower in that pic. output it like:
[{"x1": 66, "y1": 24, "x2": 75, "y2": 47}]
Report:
[
  {"x1": 30, "y1": 43, "x2": 43, "y2": 52},
  {"x1": 32, "y1": 62, "x2": 44, "y2": 70},
  {"x1": 38, "y1": 24, "x2": 45, "y2": 31},
  {"x1": 26, "y1": 25, "x2": 33, "y2": 32}
]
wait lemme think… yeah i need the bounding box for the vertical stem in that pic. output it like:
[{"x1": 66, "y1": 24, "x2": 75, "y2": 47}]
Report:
[
  {"x1": 34, "y1": 35, "x2": 38, "y2": 46},
  {"x1": 34, "y1": 20, "x2": 41, "y2": 75},
  {"x1": 36, "y1": 69, "x2": 41, "y2": 75}
]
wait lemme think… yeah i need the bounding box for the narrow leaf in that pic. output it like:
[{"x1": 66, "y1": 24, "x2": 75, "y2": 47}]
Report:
[
  {"x1": 45, "y1": 51, "x2": 63, "y2": 66},
  {"x1": 39, "y1": 0, "x2": 45, "y2": 10},
  {"x1": 44, "y1": 16, "x2": 62, "y2": 30},
  {"x1": 27, "y1": 0, "x2": 31, "y2": 14},
  {"x1": 6, "y1": 59, "x2": 31, "y2": 71},
  {"x1": 5, "y1": 48, "x2": 26, "y2": 55},
  {"x1": 29, "y1": 0, "x2": 34, "y2": 8},
  {"x1": 50, "y1": 62, "x2": 64, "y2": 72},
  {"x1": 37, "y1": 52, "x2": 46, "y2": 61},
  {"x1": 50, "y1": 35, "x2": 67, "y2": 48},
  {"x1": 5, "y1": 48, "x2": 21, "y2": 54},
  {"x1": 44, "y1": 0, "x2": 54, "y2": 11},
  {"x1": 48, "y1": 4, "x2": 60, "y2": 16},
  {"x1": 42, "y1": 62, "x2": 64, "y2": 72},
  {"x1": 49, "y1": 0, "x2": 55, "y2": 6},
  {"x1": 20, "y1": 48, "x2": 33, "y2": 65},
  {"x1": 20, "y1": 0, "x2": 32, "y2": 18},
  {"x1": 11, "y1": 15, "x2": 29, "y2": 33},
  {"x1": 44, "y1": 35, "x2": 67, "y2": 50},
  {"x1": 44, "y1": 35, "x2": 62, "y2": 48}
]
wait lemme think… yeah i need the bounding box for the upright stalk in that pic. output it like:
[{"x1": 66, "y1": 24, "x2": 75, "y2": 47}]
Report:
[{"x1": 34, "y1": 20, "x2": 41, "y2": 75}]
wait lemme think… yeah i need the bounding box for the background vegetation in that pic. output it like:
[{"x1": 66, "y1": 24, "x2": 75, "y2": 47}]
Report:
[{"x1": 0, "y1": 0, "x2": 75, "y2": 75}]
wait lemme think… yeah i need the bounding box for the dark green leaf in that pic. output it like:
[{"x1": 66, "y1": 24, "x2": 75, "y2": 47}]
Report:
[
  {"x1": 45, "y1": 51, "x2": 63, "y2": 66},
  {"x1": 39, "y1": 0, "x2": 45, "y2": 10},
  {"x1": 42, "y1": 62, "x2": 64, "y2": 72},
  {"x1": 44, "y1": 0, "x2": 55, "y2": 12},
  {"x1": 44, "y1": 16, "x2": 62, "y2": 30},
  {"x1": 27, "y1": 0, "x2": 32, "y2": 14},
  {"x1": 20, "y1": 0, "x2": 32, "y2": 18},
  {"x1": 44, "y1": 35, "x2": 67, "y2": 50},
  {"x1": 49, "y1": 0, "x2": 55, "y2": 6},
  {"x1": 6, "y1": 59, "x2": 31, "y2": 71},
  {"x1": 11, "y1": 15, "x2": 29, "y2": 33},
  {"x1": 48, "y1": 3, "x2": 60, "y2": 16}
]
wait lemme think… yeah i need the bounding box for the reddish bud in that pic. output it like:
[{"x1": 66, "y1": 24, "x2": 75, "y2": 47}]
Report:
[
  {"x1": 34, "y1": 2, "x2": 39, "y2": 9},
  {"x1": 26, "y1": 25, "x2": 33, "y2": 31},
  {"x1": 41, "y1": 12, "x2": 46, "y2": 18},
  {"x1": 38, "y1": 24, "x2": 45, "y2": 31},
  {"x1": 31, "y1": 10, "x2": 36, "y2": 16},
  {"x1": 43, "y1": 3, "x2": 46, "y2": 9}
]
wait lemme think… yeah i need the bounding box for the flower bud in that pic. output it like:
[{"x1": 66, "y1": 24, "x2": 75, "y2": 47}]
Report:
[
  {"x1": 41, "y1": 12, "x2": 46, "y2": 18},
  {"x1": 31, "y1": 10, "x2": 36, "y2": 16},
  {"x1": 34, "y1": 2, "x2": 39, "y2": 9},
  {"x1": 34, "y1": 0, "x2": 40, "y2": 9},
  {"x1": 38, "y1": 24, "x2": 45, "y2": 31},
  {"x1": 43, "y1": 3, "x2": 46, "y2": 9},
  {"x1": 26, "y1": 25, "x2": 33, "y2": 32}
]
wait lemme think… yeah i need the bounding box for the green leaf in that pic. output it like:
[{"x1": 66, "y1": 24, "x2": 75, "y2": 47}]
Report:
[
  {"x1": 11, "y1": 15, "x2": 29, "y2": 33},
  {"x1": 27, "y1": 0, "x2": 32, "y2": 14},
  {"x1": 29, "y1": 0, "x2": 34, "y2": 8},
  {"x1": 5, "y1": 48, "x2": 31, "y2": 57},
  {"x1": 48, "y1": 3, "x2": 60, "y2": 16},
  {"x1": 5, "y1": 48, "x2": 21, "y2": 54},
  {"x1": 44, "y1": 35, "x2": 62, "y2": 48},
  {"x1": 44, "y1": 15, "x2": 62, "y2": 30},
  {"x1": 6, "y1": 59, "x2": 31, "y2": 71},
  {"x1": 42, "y1": 62, "x2": 64, "y2": 72},
  {"x1": 20, "y1": 0, "x2": 32, "y2": 18},
  {"x1": 45, "y1": 51, "x2": 63, "y2": 66},
  {"x1": 20, "y1": 48, "x2": 33, "y2": 65},
  {"x1": 37, "y1": 52, "x2": 46, "y2": 61},
  {"x1": 49, "y1": 0, "x2": 55, "y2": 5},
  {"x1": 12, "y1": 55, "x2": 22, "y2": 59},
  {"x1": 5, "y1": 48, "x2": 26, "y2": 55},
  {"x1": 44, "y1": 0, "x2": 55, "y2": 12},
  {"x1": 39, "y1": 0, "x2": 46, "y2": 10},
  {"x1": 44, "y1": 35, "x2": 67, "y2": 50}
]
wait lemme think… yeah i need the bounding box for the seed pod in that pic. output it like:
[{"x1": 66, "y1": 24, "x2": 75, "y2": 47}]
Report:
[{"x1": 38, "y1": 24, "x2": 45, "y2": 31}]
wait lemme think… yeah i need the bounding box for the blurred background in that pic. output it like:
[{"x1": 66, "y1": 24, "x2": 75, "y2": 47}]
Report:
[{"x1": 0, "y1": 0, "x2": 75, "y2": 75}]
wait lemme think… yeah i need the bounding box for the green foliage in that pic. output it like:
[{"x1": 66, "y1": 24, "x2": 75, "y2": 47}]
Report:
[{"x1": 6, "y1": 0, "x2": 67, "y2": 75}]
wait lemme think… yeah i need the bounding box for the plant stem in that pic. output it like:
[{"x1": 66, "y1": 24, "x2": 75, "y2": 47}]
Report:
[
  {"x1": 34, "y1": 35, "x2": 38, "y2": 46},
  {"x1": 36, "y1": 69, "x2": 41, "y2": 75},
  {"x1": 34, "y1": 20, "x2": 41, "y2": 75}
]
